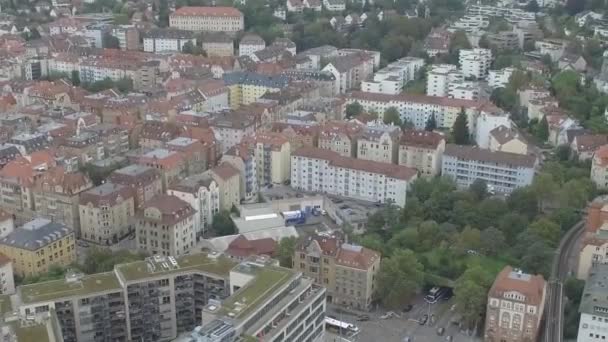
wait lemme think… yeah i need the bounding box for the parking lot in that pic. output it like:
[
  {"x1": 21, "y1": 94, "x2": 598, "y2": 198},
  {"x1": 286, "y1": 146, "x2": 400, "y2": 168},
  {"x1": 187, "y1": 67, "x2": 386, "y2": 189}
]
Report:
[{"x1": 326, "y1": 295, "x2": 481, "y2": 342}]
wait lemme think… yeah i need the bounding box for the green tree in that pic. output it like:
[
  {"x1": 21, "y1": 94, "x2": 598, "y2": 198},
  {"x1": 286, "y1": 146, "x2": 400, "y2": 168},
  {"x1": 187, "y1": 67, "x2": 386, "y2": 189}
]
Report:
[
  {"x1": 158, "y1": 0, "x2": 169, "y2": 27},
  {"x1": 102, "y1": 33, "x2": 120, "y2": 49},
  {"x1": 425, "y1": 113, "x2": 437, "y2": 131},
  {"x1": 525, "y1": 0, "x2": 539, "y2": 12},
  {"x1": 115, "y1": 78, "x2": 133, "y2": 93},
  {"x1": 498, "y1": 213, "x2": 529, "y2": 244},
  {"x1": 81, "y1": 248, "x2": 147, "y2": 274},
  {"x1": 456, "y1": 226, "x2": 481, "y2": 252},
  {"x1": 454, "y1": 265, "x2": 493, "y2": 328},
  {"x1": 532, "y1": 173, "x2": 558, "y2": 211},
  {"x1": 448, "y1": 30, "x2": 472, "y2": 64},
  {"x1": 452, "y1": 108, "x2": 470, "y2": 145},
  {"x1": 345, "y1": 102, "x2": 363, "y2": 119},
  {"x1": 537, "y1": 115, "x2": 549, "y2": 142},
  {"x1": 507, "y1": 187, "x2": 539, "y2": 219},
  {"x1": 383, "y1": 107, "x2": 402, "y2": 126},
  {"x1": 468, "y1": 179, "x2": 487, "y2": 201},
  {"x1": 528, "y1": 218, "x2": 561, "y2": 247},
  {"x1": 276, "y1": 237, "x2": 297, "y2": 268},
  {"x1": 376, "y1": 249, "x2": 425, "y2": 309},
  {"x1": 71, "y1": 70, "x2": 80, "y2": 86},
  {"x1": 212, "y1": 211, "x2": 236, "y2": 236},
  {"x1": 480, "y1": 227, "x2": 506, "y2": 256}
]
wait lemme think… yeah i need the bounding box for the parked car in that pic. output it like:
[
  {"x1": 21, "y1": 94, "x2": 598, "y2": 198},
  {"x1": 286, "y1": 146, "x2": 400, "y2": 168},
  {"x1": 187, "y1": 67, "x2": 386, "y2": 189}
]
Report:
[
  {"x1": 356, "y1": 314, "x2": 370, "y2": 321},
  {"x1": 419, "y1": 314, "x2": 428, "y2": 325},
  {"x1": 77, "y1": 240, "x2": 89, "y2": 248}
]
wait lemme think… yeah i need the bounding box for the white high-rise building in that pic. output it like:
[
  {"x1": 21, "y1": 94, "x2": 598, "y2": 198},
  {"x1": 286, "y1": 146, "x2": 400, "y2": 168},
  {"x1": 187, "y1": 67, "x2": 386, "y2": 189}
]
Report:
[
  {"x1": 577, "y1": 264, "x2": 608, "y2": 342},
  {"x1": 426, "y1": 64, "x2": 464, "y2": 97},
  {"x1": 459, "y1": 48, "x2": 492, "y2": 79},
  {"x1": 488, "y1": 67, "x2": 515, "y2": 89}
]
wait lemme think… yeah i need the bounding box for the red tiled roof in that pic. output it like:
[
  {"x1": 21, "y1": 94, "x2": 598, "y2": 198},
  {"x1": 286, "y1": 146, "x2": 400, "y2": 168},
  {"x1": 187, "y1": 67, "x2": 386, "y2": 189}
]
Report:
[
  {"x1": 211, "y1": 162, "x2": 239, "y2": 180},
  {"x1": 489, "y1": 266, "x2": 546, "y2": 306},
  {"x1": 400, "y1": 129, "x2": 445, "y2": 149},
  {"x1": 594, "y1": 144, "x2": 608, "y2": 167},
  {"x1": 0, "y1": 253, "x2": 11, "y2": 266},
  {"x1": 335, "y1": 244, "x2": 380, "y2": 270},
  {"x1": 225, "y1": 235, "x2": 277, "y2": 258}
]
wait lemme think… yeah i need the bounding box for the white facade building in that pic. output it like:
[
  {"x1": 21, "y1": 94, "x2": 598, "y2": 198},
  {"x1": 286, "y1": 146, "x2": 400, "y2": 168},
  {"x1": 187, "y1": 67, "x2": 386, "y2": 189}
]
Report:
[
  {"x1": 239, "y1": 34, "x2": 266, "y2": 57},
  {"x1": 448, "y1": 80, "x2": 481, "y2": 100},
  {"x1": 475, "y1": 111, "x2": 512, "y2": 148},
  {"x1": 142, "y1": 29, "x2": 197, "y2": 53},
  {"x1": 0, "y1": 256, "x2": 14, "y2": 294},
  {"x1": 169, "y1": 6, "x2": 244, "y2": 32},
  {"x1": 167, "y1": 174, "x2": 220, "y2": 238},
  {"x1": 291, "y1": 147, "x2": 417, "y2": 207},
  {"x1": 361, "y1": 57, "x2": 425, "y2": 95},
  {"x1": 488, "y1": 67, "x2": 515, "y2": 89},
  {"x1": 577, "y1": 264, "x2": 608, "y2": 342},
  {"x1": 427, "y1": 64, "x2": 464, "y2": 97},
  {"x1": 459, "y1": 48, "x2": 492, "y2": 79}
]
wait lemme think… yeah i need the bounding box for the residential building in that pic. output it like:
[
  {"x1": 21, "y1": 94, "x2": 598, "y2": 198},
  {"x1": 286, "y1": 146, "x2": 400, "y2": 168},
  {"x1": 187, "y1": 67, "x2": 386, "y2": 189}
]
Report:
[
  {"x1": 190, "y1": 256, "x2": 326, "y2": 342},
  {"x1": 322, "y1": 53, "x2": 375, "y2": 93},
  {"x1": 476, "y1": 110, "x2": 512, "y2": 149},
  {"x1": 111, "y1": 25, "x2": 140, "y2": 50},
  {"x1": 318, "y1": 121, "x2": 363, "y2": 158},
  {"x1": 168, "y1": 174, "x2": 220, "y2": 238},
  {"x1": 424, "y1": 28, "x2": 451, "y2": 57},
  {"x1": 201, "y1": 32, "x2": 234, "y2": 57},
  {"x1": 361, "y1": 57, "x2": 425, "y2": 95},
  {"x1": 224, "y1": 235, "x2": 277, "y2": 260},
  {"x1": 239, "y1": 33, "x2": 266, "y2": 57},
  {"x1": 207, "y1": 163, "x2": 241, "y2": 211},
  {"x1": 486, "y1": 31, "x2": 519, "y2": 51},
  {"x1": 0, "y1": 254, "x2": 14, "y2": 294},
  {"x1": 488, "y1": 125, "x2": 529, "y2": 155},
  {"x1": 292, "y1": 147, "x2": 418, "y2": 207},
  {"x1": 324, "y1": 0, "x2": 346, "y2": 11},
  {"x1": 294, "y1": 233, "x2": 380, "y2": 310},
  {"x1": 15, "y1": 253, "x2": 234, "y2": 342},
  {"x1": 448, "y1": 80, "x2": 481, "y2": 100},
  {"x1": 592, "y1": 145, "x2": 608, "y2": 190},
  {"x1": 221, "y1": 144, "x2": 258, "y2": 201},
  {"x1": 109, "y1": 164, "x2": 163, "y2": 210},
  {"x1": 270, "y1": 122, "x2": 319, "y2": 151},
  {"x1": 356, "y1": 122, "x2": 401, "y2": 164},
  {"x1": 577, "y1": 264, "x2": 608, "y2": 342},
  {"x1": 223, "y1": 71, "x2": 289, "y2": 108},
  {"x1": 137, "y1": 149, "x2": 186, "y2": 190},
  {"x1": 79, "y1": 182, "x2": 135, "y2": 244},
  {"x1": 426, "y1": 64, "x2": 464, "y2": 97},
  {"x1": 136, "y1": 194, "x2": 195, "y2": 257},
  {"x1": 484, "y1": 266, "x2": 546, "y2": 342},
  {"x1": 0, "y1": 210, "x2": 14, "y2": 239},
  {"x1": 459, "y1": 48, "x2": 492, "y2": 79},
  {"x1": 398, "y1": 130, "x2": 446, "y2": 177},
  {"x1": 169, "y1": 6, "x2": 244, "y2": 32},
  {"x1": 442, "y1": 144, "x2": 536, "y2": 194},
  {"x1": 209, "y1": 111, "x2": 256, "y2": 152},
  {"x1": 0, "y1": 218, "x2": 75, "y2": 277},
  {"x1": 242, "y1": 132, "x2": 291, "y2": 186},
  {"x1": 142, "y1": 28, "x2": 197, "y2": 53},
  {"x1": 558, "y1": 54, "x2": 587, "y2": 72},
  {"x1": 488, "y1": 67, "x2": 515, "y2": 89},
  {"x1": 576, "y1": 197, "x2": 608, "y2": 279},
  {"x1": 571, "y1": 134, "x2": 608, "y2": 161},
  {"x1": 166, "y1": 137, "x2": 209, "y2": 176}
]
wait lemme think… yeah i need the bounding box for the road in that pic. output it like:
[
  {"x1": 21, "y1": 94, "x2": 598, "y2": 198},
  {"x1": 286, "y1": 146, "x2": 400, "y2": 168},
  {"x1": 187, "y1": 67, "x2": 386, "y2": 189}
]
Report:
[{"x1": 543, "y1": 220, "x2": 585, "y2": 342}]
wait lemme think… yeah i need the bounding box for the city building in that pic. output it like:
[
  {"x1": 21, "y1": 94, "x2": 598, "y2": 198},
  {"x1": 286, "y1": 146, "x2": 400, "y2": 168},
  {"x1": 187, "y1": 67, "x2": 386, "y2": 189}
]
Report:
[
  {"x1": 239, "y1": 33, "x2": 266, "y2": 57},
  {"x1": 109, "y1": 164, "x2": 163, "y2": 210},
  {"x1": 16, "y1": 253, "x2": 235, "y2": 342},
  {"x1": 221, "y1": 144, "x2": 258, "y2": 201},
  {"x1": 224, "y1": 235, "x2": 277, "y2": 260},
  {"x1": 356, "y1": 122, "x2": 401, "y2": 164},
  {"x1": 0, "y1": 218, "x2": 75, "y2": 277},
  {"x1": 294, "y1": 233, "x2": 380, "y2": 310},
  {"x1": 137, "y1": 149, "x2": 186, "y2": 190},
  {"x1": 166, "y1": 137, "x2": 210, "y2": 176},
  {"x1": 592, "y1": 145, "x2": 608, "y2": 190},
  {"x1": 142, "y1": 28, "x2": 197, "y2": 53},
  {"x1": 201, "y1": 32, "x2": 234, "y2": 57},
  {"x1": 459, "y1": 48, "x2": 492, "y2": 79},
  {"x1": 242, "y1": 132, "x2": 291, "y2": 186},
  {"x1": 136, "y1": 194, "x2": 195, "y2": 257},
  {"x1": 79, "y1": 182, "x2": 135, "y2": 244},
  {"x1": 0, "y1": 210, "x2": 14, "y2": 239},
  {"x1": 448, "y1": 80, "x2": 481, "y2": 100},
  {"x1": 577, "y1": 264, "x2": 608, "y2": 342},
  {"x1": 0, "y1": 254, "x2": 14, "y2": 294},
  {"x1": 292, "y1": 147, "x2": 418, "y2": 206},
  {"x1": 488, "y1": 125, "x2": 529, "y2": 155},
  {"x1": 318, "y1": 121, "x2": 363, "y2": 158},
  {"x1": 486, "y1": 31, "x2": 519, "y2": 51},
  {"x1": 168, "y1": 174, "x2": 220, "y2": 238},
  {"x1": 484, "y1": 266, "x2": 547, "y2": 342},
  {"x1": 223, "y1": 72, "x2": 290, "y2": 108},
  {"x1": 571, "y1": 134, "x2": 608, "y2": 161},
  {"x1": 169, "y1": 6, "x2": 244, "y2": 32},
  {"x1": 426, "y1": 64, "x2": 464, "y2": 97},
  {"x1": 398, "y1": 130, "x2": 446, "y2": 178},
  {"x1": 361, "y1": 57, "x2": 425, "y2": 95},
  {"x1": 489, "y1": 67, "x2": 515, "y2": 89},
  {"x1": 442, "y1": 144, "x2": 536, "y2": 194},
  {"x1": 111, "y1": 25, "x2": 140, "y2": 50},
  {"x1": 322, "y1": 53, "x2": 375, "y2": 94},
  {"x1": 207, "y1": 163, "x2": 241, "y2": 211}
]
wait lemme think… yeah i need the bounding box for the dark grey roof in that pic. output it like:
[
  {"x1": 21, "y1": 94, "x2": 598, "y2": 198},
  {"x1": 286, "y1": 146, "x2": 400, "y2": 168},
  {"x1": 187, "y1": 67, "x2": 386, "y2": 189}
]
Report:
[
  {"x1": 143, "y1": 28, "x2": 195, "y2": 39},
  {"x1": 201, "y1": 32, "x2": 233, "y2": 43},
  {"x1": 223, "y1": 71, "x2": 289, "y2": 88},
  {"x1": 240, "y1": 33, "x2": 265, "y2": 45},
  {"x1": 579, "y1": 264, "x2": 608, "y2": 317},
  {"x1": 444, "y1": 144, "x2": 536, "y2": 168},
  {"x1": 0, "y1": 218, "x2": 73, "y2": 251}
]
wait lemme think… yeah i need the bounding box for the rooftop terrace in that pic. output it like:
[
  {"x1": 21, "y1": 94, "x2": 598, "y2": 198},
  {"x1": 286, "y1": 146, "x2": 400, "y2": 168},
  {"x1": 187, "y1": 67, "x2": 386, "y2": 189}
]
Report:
[{"x1": 19, "y1": 272, "x2": 121, "y2": 305}]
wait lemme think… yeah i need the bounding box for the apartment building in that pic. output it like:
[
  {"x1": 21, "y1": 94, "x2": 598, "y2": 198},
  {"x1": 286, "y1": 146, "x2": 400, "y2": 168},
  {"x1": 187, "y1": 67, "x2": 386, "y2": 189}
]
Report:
[
  {"x1": 577, "y1": 197, "x2": 608, "y2": 279},
  {"x1": 398, "y1": 130, "x2": 446, "y2": 178},
  {"x1": 242, "y1": 132, "x2": 291, "y2": 186},
  {"x1": 448, "y1": 80, "x2": 481, "y2": 100},
  {"x1": 361, "y1": 57, "x2": 425, "y2": 95},
  {"x1": 109, "y1": 164, "x2": 163, "y2": 210},
  {"x1": 169, "y1": 6, "x2": 244, "y2": 32},
  {"x1": 207, "y1": 162, "x2": 241, "y2": 211},
  {"x1": 427, "y1": 64, "x2": 464, "y2": 97},
  {"x1": 484, "y1": 266, "x2": 546, "y2": 342},
  {"x1": 292, "y1": 147, "x2": 417, "y2": 207},
  {"x1": 168, "y1": 174, "x2": 220, "y2": 238},
  {"x1": 489, "y1": 67, "x2": 515, "y2": 89},
  {"x1": 166, "y1": 137, "x2": 209, "y2": 176},
  {"x1": 489, "y1": 125, "x2": 529, "y2": 155},
  {"x1": 221, "y1": 144, "x2": 258, "y2": 201},
  {"x1": 293, "y1": 234, "x2": 379, "y2": 310},
  {"x1": 592, "y1": 145, "x2": 608, "y2": 190},
  {"x1": 577, "y1": 264, "x2": 608, "y2": 342},
  {"x1": 223, "y1": 71, "x2": 289, "y2": 108},
  {"x1": 239, "y1": 33, "x2": 265, "y2": 57},
  {"x1": 322, "y1": 53, "x2": 375, "y2": 94},
  {"x1": 137, "y1": 149, "x2": 186, "y2": 190},
  {"x1": 356, "y1": 122, "x2": 401, "y2": 164},
  {"x1": 459, "y1": 48, "x2": 492, "y2": 79},
  {"x1": 442, "y1": 145, "x2": 536, "y2": 194},
  {"x1": 0, "y1": 218, "x2": 75, "y2": 277},
  {"x1": 31, "y1": 168, "x2": 92, "y2": 236},
  {"x1": 0, "y1": 210, "x2": 14, "y2": 239},
  {"x1": 79, "y1": 182, "x2": 135, "y2": 244},
  {"x1": 142, "y1": 28, "x2": 197, "y2": 53},
  {"x1": 79, "y1": 58, "x2": 159, "y2": 91},
  {"x1": 318, "y1": 121, "x2": 363, "y2": 158},
  {"x1": 486, "y1": 31, "x2": 519, "y2": 51},
  {"x1": 111, "y1": 25, "x2": 140, "y2": 50},
  {"x1": 201, "y1": 32, "x2": 234, "y2": 57},
  {"x1": 0, "y1": 254, "x2": 14, "y2": 294},
  {"x1": 16, "y1": 253, "x2": 234, "y2": 342},
  {"x1": 84, "y1": 124, "x2": 130, "y2": 158},
  {"x1": 209, "y1": 111, "x2": 256, "y2": 152},
  {"x1": 189, "y1": 256, "x2": 326, "y2": 342}
]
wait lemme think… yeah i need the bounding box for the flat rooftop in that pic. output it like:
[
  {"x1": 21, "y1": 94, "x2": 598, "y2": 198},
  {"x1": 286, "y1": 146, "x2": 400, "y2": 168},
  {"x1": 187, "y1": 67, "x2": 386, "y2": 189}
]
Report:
[
  {"x1": 114, "y1": 253, "x2": 236, "y2": 283},
  {"x1": 221, "y1": 263, "x2": 293, "y2": 320},
  {"x1": 19, "y1": 272, "x2": 121, "y2": 304}
]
